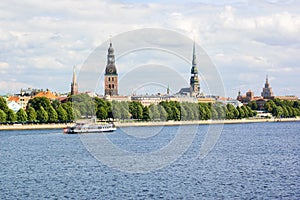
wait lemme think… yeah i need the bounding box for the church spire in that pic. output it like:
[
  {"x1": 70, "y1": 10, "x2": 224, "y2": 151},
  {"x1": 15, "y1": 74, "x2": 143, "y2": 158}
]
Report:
[
  {"x1": 71, "y1": 66, "x2": 78, "y2": 95},
  {"x1": 190, "y1": 41, "x2": 200, "y2": 97}
]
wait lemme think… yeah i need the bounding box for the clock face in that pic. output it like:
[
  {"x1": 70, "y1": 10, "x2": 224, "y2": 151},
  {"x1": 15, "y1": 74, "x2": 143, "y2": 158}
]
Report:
[{"x1": 109, "y1": 68, "x2": 114, "y2": 73}]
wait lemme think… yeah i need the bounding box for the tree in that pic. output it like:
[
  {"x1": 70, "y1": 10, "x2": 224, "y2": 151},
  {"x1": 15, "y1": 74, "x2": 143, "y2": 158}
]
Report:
[
  {"x1": 71, "y1": 94, "x2": 95, "y2": 118},
  {"x1": 27, "y1": 107, "x2": 37, "y2": 122},
  {"x1": 16, "y1": 109, "x2": 28, "y2": 122},
  {"x1": 237, "y1": 107, "x2": 245, "y2": 119},
  {"x1": 211, "y1": 107, "x2": 218, "y2": 119},
  {"x1": 62, "y1": 103, "x2": 75, "y2": 121},
  {"x1": 0, "y1": 109, "x2": 7, "y2": 122},
  {"x1": 56, "y1": 105, "x2": 68, "y2": 122},
  {"x1": 158, "y1": 105, "x2": 167, "y2": 121},
  {"x1": 0, "y1": 97, "x2": 9, "y2": 113},
  {"x1": 142, "y1": 106, "x2": 150, "y2": 121},
  {"x1": 149, "y1": 104, "x2": 160, "y2": 121},
  {"x1": 97, "y1": 107, "x2": 108, "y2": 120},
  {"x1": 28, "y1": 97, "x2": 51, "y2": 112},
  {"x1": 129, "y1": 101, "x2": 143, "y2": 120},
  {"x1": 248, "y1": 101, "x2": 258, "y2": 110},
  {"x1": 173, "y1": 107, "x2": 180, "y2": 121},
  {"x1": 7, "y1": 109, "x2": 17, "y2": 122},
  {"x1": 273, "y1": 106, "x2": 283, "y2": 118},
  {"x1": 264, "y1": 100, "x2": 276, "y2": 113},
  {"x1": 36, "y1": 106, "x2": 48, "y2": 122},
  {"x1": 48, "y1": 106, "x2": 58, "y2": 122}
]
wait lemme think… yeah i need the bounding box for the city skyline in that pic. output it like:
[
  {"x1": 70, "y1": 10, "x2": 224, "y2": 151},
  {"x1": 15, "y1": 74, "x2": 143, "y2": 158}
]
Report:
[{"x1": 0, "y1": 0, "x2": 299, "y2": 98}]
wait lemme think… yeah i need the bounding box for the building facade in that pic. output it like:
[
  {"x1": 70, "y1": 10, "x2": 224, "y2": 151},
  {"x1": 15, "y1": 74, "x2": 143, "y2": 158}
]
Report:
[{"x1": 104, "y1": 42, "x2": 118, "y2": 96}]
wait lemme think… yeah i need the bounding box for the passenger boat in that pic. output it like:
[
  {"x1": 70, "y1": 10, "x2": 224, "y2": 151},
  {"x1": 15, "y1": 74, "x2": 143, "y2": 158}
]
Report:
[{"x1": 64, "y1": 122, "x2": 116, "y2": 134}]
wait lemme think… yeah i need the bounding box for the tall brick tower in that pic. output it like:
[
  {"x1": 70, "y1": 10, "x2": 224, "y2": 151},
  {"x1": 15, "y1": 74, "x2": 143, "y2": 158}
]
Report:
[{"x1": 104, "y1": 42, "x2": 118, "y2": 96}]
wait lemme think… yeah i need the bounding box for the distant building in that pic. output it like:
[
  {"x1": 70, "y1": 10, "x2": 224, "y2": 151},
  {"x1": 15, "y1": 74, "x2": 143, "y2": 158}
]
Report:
[
  {"x1": 34, "y1": 89, "x2": 57, "y2": 100},
  {"x1": 275, "y1": 95, "x2": 298, "y2": 101},
  {"x1": 104, "y1": 42, "x2": 118, "y2": 96},
  {"x1": 71, "y1": 66, "x2": 78, "y2": 95},
  {"x1": 261, "y1": 75, "x2": 274, "y2": 99},
  {"x1": 20, "y1": 88, "x2": 42, "y2": 97},
  {"x1": 131, "y1": 95, "x2": 171, "y2": 106},
  {"x1": 237, "y1": 89, "x2": 255, "y2": 103},
  {"x1": 7, "y1": 101, "x2": 22, "y2": 112},
  {"x1": 178, "y1": 42, "x2": 200, "y2": 97}
]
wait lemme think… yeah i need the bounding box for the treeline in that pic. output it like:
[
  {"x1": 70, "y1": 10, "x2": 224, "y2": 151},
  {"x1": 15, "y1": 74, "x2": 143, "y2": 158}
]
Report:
[
  {"x1": 0, "y1": 96, "x2": 75, "y2": 123},
  {"x1": 264, "y1": 99, "x2": 300, "y2": 118},
  {"x1": 0, "y1": 94, "x2": 259, "y2": 123},
  {"x1": 105, "y1": 100, "x2": 257, "y2": 121}
]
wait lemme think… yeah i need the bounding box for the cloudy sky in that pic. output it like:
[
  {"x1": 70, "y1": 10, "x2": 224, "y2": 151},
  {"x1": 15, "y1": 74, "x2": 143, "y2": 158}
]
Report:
[{"x1": 0, "y1": 0, "x2": 299, "y2": 98}]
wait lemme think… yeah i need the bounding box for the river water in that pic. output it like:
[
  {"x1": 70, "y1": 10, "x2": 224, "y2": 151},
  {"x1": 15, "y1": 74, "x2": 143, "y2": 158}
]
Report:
[{"x1": 0, "y1": 122, "x2": 299, "y2": 199}]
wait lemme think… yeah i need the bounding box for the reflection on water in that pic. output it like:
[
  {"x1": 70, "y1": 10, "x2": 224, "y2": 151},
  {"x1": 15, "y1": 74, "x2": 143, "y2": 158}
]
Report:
[{"x1": 0, "y1": 122, "x2": 299, "y2": 199}]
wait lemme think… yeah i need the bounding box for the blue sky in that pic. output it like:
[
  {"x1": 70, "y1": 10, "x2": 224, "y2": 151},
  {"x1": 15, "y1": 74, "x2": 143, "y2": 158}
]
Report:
[{"x1": 0, "y1": 0, "x2": 299, "y2": 98}]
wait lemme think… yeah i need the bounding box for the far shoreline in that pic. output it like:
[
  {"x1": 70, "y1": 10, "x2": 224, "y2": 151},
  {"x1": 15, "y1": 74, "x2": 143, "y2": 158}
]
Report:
[{"x1": 0, "y1": 117, "x2": 299, "y2": 131}]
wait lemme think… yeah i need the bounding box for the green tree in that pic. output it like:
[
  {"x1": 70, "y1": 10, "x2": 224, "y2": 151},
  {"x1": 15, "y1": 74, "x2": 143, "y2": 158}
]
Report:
[
  {"x1": 7, "y1": 109, "x2": 17, "y2": 122},
  {"x1": 71, "y1": 94, "x2": 95, "y2": 118},
  {"x1": 149, "y1": 104, "x2": 160, "y2": 121},
  {"x1": 248, "y1": 101, "x2": 258, "y2": 110},
  {"x1": 158, "y1": 105, "x2": 167, "y2": 121},
  {"x1": 28, "y1": 97, "x2": 52, "y2": 112},
  {"x1": 264, "y1": 100, "x2": 276, "y2": 113},
  {"x1": 62, "y1": 103, "x2": 75, "y2": 121},
  {"x1": 142, "y1": 106, "x2": 150, "y2": 121},
  {"x1": 173, "y1": 107, "x2": 181, "y2": 121},
  {"x1": 0, "y1": 97, "x2": 9, "y2": 113},
  {"x1": 97, "y1": 107, "x2": 108, "y2": 120},
  {"x1": 36, "y1": 106, "x2": 48, "y2": 122},
  {"x1": 56, "y1": 105, "x2": 68, "y2": 122},
  {"x1": 0, "y1": 109, "x2": 7, "y2": 122},
  {"x1": 48, "y1": 106, "x2": 58, "y2": 122},
  {"x1": 16, "y1": 108, "x2": 28, "y2": 122},
  {"x1": 129, "y1": 101, "x2": 143, "y2": 120},
  {"x1": 27, "y1": 107, "x2": 37, "y2": 122},
  {"x1": 273, "y1": 106, "x2": 283, "y2": 118},
  {"x1": 237, "y1": 107, "x2": 245, "y2": 119}
]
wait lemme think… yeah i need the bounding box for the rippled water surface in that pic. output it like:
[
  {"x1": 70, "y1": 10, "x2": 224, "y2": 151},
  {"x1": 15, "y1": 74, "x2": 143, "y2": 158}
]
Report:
[{"x1": 0, "y1": 122, "x2": 299, "y2": 199}]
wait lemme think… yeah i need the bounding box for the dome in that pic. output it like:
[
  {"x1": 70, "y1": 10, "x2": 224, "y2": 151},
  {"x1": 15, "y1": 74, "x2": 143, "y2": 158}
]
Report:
[{"x1": 105, "y1": 64, "x2": 117, "y2": 75}]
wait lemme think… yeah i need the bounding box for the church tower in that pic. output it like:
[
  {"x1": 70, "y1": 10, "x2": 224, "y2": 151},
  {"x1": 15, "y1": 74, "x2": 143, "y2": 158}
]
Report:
[
  {"x1": 71, "y1": 66, "x2": 78, "y2": 95},
  {"x1": 190, "y1": 42, "x2": 200, "y2": 97},
  {"x1": 261, "y1": 75, "x2": 274, "y2": 99},
  {"x1": 104, "y1": 42, "x2": 118, "y2": 96}
]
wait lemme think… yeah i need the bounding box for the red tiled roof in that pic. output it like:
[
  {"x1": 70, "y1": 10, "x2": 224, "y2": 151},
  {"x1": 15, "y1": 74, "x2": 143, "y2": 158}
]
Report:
[
  {"x1": 34, "y1": 90, "x2": 57, "y2": 99},
  {"x1": 8, "y1": 96, "x2": 20, "y2": 102}
]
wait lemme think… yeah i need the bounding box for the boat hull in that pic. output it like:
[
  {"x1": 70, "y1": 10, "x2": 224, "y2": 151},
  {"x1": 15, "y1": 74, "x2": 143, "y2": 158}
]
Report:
[{"x1": 64, "y1": 123, "x2": 116, "y2": 134}]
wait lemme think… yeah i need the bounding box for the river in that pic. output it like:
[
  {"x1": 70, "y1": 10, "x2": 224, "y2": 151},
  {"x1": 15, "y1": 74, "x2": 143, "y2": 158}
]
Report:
[{"x1": 0, "y1": 122, "x2": 299, "y2": 199}]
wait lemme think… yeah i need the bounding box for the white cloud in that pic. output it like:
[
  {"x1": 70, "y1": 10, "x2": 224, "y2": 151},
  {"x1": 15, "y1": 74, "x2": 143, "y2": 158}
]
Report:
[{"x1": 0, "y1": 0, "x2": 299, "y2": 97}]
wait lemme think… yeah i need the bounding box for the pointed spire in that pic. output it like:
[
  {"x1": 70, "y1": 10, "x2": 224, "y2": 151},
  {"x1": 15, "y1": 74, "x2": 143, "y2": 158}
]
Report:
[
  {"x1": 266, "y1": 74, "x2": 268, "y2": 84},
  {"x1": 192, "y1": 41, "x2": 197, "y2": 66},
  {"x1": 72, "y1": 66, "x2": 76, "y2": 84}
]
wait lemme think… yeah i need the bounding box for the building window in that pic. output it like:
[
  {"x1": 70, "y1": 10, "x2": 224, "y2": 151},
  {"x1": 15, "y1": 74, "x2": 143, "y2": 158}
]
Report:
[
  {"x1": 112, "y1": 77, "x2": 114, "y2": 81},
  {"x1": 112, "y1": 84, "x2": 114, "y2": 89},
  {"x1": 108, "y1": 77, "x2": 110, "y2": 81},
  {"x1": 109, "y1": 84, "x2": 111, "y2": 89}
]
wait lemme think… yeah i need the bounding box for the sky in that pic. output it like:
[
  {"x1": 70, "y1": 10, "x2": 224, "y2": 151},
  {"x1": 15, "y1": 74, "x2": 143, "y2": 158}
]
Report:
[{"x1": 0, "y1": 0, "x2": 299, "y2": 98}]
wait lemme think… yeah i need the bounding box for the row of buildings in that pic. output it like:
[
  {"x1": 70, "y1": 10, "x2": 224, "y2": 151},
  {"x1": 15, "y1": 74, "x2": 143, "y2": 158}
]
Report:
[
  {"x1": 4, "y1": 40, "x2": 298, "y2": 112},
  {"x1": 237, "y1": 75, "x2": 298, "y2": 109}
]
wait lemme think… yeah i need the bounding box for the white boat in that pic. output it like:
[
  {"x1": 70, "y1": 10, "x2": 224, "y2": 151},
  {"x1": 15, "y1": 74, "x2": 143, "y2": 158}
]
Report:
[{"x1": 64, "y1": 123, "x2": 116, "y2": 134}]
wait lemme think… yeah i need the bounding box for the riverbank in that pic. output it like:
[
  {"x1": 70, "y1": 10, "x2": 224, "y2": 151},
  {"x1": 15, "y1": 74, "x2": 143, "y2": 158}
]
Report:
[
  {"x1": 114, "y1": 117, "x2": 300, "y2": 127},
  {"x1": 0, "y1": 123, "x2": 73, "y2": 131},
  {"x1": 0, "y1": 117, "x2": 299, "y2": 130}
]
